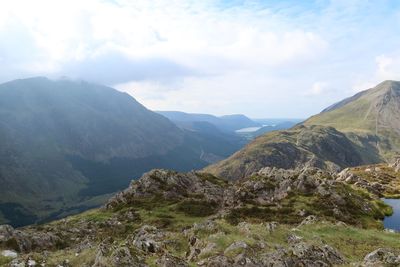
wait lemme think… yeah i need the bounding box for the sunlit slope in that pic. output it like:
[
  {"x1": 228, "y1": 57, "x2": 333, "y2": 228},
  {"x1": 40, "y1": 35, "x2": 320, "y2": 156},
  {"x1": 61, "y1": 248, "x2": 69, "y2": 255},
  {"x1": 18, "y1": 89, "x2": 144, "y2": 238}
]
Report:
[{"x1": 305, "y1": 80, "x2": 400, "y2": 159}]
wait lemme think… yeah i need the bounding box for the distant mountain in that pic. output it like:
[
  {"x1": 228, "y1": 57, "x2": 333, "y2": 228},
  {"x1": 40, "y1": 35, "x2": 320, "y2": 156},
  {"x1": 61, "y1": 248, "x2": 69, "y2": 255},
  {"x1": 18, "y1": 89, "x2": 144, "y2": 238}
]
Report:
[
  {"x1": 0, "y1": 77, "x2": 240, "y2": 226},
  {"x1": 157, "y1": 111, "x2": 260, "y2": 132},
  {"x1": 206, "y1": 81, "x2": 400, "y2": 179}
]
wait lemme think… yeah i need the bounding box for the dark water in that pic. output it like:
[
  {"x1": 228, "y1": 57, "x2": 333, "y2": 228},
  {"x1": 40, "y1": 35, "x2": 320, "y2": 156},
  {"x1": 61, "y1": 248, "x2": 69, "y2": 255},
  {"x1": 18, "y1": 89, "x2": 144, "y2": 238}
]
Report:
[{"x1": 383, "y1": 198, "x2": 400, "y2": 231}]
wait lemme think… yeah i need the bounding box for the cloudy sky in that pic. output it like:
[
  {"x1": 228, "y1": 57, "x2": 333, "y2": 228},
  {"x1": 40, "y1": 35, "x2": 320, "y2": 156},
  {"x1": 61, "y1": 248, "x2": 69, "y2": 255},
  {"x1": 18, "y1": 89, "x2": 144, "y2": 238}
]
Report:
[{"x1": 1, "y1": 0, "x2": 400, "y2": 117}]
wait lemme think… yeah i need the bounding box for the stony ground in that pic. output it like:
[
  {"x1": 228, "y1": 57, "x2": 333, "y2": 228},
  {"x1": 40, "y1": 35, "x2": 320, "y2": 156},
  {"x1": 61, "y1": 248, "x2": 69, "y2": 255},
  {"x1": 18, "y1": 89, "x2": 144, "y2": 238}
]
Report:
[{"x1": 1, "y1": 167, "x2": 399, "y2": 266}]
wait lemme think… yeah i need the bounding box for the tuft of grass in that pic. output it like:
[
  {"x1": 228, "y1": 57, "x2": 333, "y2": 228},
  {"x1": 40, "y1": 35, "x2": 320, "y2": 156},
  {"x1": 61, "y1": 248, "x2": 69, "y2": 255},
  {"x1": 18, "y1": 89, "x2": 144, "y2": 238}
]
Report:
[
  {"x1": 197, "y1": 172, "x2": 229, "y2": 187},
  {"x1": 0, "y1": 255, "x2": 13, "y2": 266},
  {"x1": 175, "y1": 200, "x2": 219, "y2": 217}
]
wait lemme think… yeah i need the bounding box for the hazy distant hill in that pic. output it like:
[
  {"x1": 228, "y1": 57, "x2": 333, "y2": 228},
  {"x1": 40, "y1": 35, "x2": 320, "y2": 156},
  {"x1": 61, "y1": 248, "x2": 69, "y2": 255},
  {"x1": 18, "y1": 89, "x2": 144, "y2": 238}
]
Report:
[
  {"x1": 206, "y1": 81, "x2": 400, "y2": 179},
  {"x1": 0, "y1": 77, "x2": 240, "y2": 226},
  {"x1": 157, "y1": 111, "x2": 260, "y2": 132}
]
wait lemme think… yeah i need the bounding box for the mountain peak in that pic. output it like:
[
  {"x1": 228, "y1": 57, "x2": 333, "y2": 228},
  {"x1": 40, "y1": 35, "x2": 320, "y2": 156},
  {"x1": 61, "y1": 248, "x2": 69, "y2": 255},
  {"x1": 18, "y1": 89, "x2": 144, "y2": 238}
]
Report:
[{"x1": 373, "y1": 80, "x2": 400, "y2": 94}]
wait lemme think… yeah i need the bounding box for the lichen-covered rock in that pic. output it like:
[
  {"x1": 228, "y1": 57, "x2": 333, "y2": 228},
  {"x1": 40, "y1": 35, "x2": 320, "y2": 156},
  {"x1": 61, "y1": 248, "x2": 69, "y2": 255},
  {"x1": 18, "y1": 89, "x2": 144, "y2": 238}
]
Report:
[
  {"x1": 363, "y1": 248, "x2": 400, "y2": 266},
  {"x1": 0, "y1": 225, "x2": 14, "y2": 241},
  {"x1": 0, "y1": 225, "x2": 62, "y2": 253},
  {"x1": 131, "y1": 225, "x2": 165, "y2": 253},
  {"x1": 287, "y1": 233, "x2": 303, "y2": 244}
]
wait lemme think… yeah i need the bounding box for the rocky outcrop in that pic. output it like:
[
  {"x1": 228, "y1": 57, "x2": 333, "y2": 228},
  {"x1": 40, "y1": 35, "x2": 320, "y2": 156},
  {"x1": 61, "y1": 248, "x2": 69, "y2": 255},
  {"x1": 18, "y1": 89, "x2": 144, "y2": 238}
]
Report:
[
  {"x1": 105, "y1": 169, "x2": 227, "y2": 209},
  {"x1": 338, "y1": 165, "x2": 400, "y2": 197},
  {"x1": 92, "y1": 238, "x2": 146, "y2": 267},
  {"x1": 221, "y1": 166, "x2": 386, "y2": 226},
  {"x1": 131, "y1": 225, "x2": 165, "y2": 254},
  {"x1": 0, "y1": 224, "x2": 61, "y2": 253}
]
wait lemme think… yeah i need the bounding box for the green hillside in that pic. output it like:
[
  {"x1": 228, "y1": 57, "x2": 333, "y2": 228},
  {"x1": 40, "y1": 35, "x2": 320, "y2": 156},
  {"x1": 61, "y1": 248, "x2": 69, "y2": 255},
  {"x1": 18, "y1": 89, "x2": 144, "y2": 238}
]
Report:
[
  {"x1": 305, "y1": 80, "x2": 400, "y2": 159},
  {"x1": 0, "y1": 77, "x2": 241, "y2": 226}
]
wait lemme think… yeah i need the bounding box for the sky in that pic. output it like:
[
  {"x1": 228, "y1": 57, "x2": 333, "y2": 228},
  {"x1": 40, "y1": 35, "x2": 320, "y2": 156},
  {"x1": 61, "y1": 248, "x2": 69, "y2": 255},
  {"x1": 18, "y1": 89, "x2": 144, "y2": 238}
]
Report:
[{"x1": 1, "y1": 0, "x2": 400, "y2": 118}]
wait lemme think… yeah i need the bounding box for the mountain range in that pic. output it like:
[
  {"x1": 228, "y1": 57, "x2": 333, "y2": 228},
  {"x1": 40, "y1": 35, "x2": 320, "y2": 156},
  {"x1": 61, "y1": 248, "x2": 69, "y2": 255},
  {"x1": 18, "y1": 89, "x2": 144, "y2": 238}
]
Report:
[{"x1": 206, "y1": 80, "x2": 400, "y2": 179}]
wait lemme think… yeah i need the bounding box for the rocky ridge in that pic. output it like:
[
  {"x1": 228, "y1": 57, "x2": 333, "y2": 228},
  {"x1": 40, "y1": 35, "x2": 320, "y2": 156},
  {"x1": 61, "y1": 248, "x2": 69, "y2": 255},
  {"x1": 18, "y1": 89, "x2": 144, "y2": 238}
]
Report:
[{"x1": 0, "y1": 167, "x2": 398, "y2": 266}]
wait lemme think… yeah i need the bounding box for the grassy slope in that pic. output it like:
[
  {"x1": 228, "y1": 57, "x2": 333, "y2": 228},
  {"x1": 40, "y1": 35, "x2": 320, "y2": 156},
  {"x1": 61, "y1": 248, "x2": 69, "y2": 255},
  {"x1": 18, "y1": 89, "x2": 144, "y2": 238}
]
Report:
[{"x1": 305, "y1": 80, "x2": 400, "y2": 160}]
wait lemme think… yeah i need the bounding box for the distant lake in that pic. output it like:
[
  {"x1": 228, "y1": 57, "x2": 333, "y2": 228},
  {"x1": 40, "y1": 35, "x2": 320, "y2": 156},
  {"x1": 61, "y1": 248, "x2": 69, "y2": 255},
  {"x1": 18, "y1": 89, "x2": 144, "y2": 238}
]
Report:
[
  {"x1": 236, "y1": 125, "x2": 270, "y2": 133},
  {"x1": 383, "y1": 198, "x2": 400, "y2": 231}
]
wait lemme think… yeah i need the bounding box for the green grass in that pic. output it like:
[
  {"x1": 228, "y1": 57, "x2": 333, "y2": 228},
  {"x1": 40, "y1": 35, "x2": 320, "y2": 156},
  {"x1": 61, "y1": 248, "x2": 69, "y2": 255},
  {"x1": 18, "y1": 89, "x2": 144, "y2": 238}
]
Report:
[
  {"x1": 136, "y1": 202, "x2": 209, "y2": 231},
  {"x1": 297, "y1": 223, "x2": 400, "y2": 261},
  {"x1": 0, "y1": 255, "x2": 13, "y2": 267},
  {"x1": 176, "y1": 199, "x2": 219, "y2": 217}
]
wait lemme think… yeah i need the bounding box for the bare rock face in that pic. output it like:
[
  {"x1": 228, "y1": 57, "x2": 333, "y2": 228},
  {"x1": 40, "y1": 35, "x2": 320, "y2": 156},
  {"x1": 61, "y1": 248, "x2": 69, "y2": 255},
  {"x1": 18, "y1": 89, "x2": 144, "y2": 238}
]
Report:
[
  {"x1": 363, "y1": 248, "x2": 400, "y2": 266},
  {"x1": 105, "y1": 169, "x2": 227, "y2": 209}
]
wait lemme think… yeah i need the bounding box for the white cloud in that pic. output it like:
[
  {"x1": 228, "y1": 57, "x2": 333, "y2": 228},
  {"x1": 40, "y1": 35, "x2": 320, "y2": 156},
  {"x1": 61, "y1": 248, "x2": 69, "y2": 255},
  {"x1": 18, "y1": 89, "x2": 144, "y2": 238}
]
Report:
[
  {"x1": 350, "y1": 54, "x2": 400, "y2": 93},
  {"x1": 305, "y1": 82, "x2": 329, "y2": 96},
  {"x1": 1, "y1": 0, "x2": 400, "y2": 117},
  {"x1": 375, "y1": 54, "x2": 400, "y2": 81}
]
